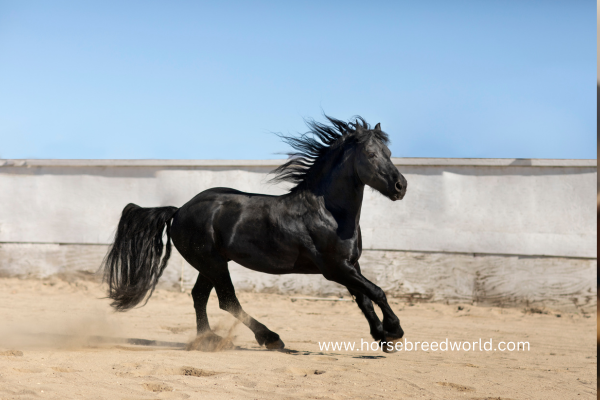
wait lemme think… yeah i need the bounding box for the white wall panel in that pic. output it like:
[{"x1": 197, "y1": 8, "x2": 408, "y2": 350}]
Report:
[{"x1": 0, "y1": 159, "x2": 596, "y2": 258}]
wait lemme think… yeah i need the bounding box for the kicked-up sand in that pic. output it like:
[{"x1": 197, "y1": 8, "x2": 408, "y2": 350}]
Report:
[{"x1": 0, "y1": 277, "x2": 596, "y2": 399}]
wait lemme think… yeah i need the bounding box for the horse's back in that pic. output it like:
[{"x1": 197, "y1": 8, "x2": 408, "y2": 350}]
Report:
[
  {"x1": 186, "y1": 186, "x2": 274, "y2": 201},
  {"x1": 171, "y1": 187, "x2": 311, "y2": 274},
  {"x1": 177, "y1": 187, "x2": 277, "y2": 215},
  {"x1": 173, "y1": 186, "x2": 260, "y2": 236}
]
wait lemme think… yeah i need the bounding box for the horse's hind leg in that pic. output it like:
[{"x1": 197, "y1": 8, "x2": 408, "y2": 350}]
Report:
[
  {"x1": 207, "y1": 260, "x2": 284, "y2": 349},
  {"x1": 191, "y1": 274, "x2": 213, "y2": 334},
  {"x1": 188, "y1": 273, "x2": 232, "y2": 351}
]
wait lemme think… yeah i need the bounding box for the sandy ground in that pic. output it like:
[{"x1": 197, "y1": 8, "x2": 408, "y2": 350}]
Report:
[{"x1": 0, "y1": 277, "x2": 596, "y2": 400}]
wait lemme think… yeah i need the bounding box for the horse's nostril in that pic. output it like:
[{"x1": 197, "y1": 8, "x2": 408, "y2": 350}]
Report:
[{"x1": 395, "y1": 181, "x2": 403, "y2": 192}]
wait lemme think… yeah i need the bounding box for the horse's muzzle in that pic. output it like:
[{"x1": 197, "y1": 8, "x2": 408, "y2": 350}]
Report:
[{"x1": 391, "y1": 178, "x2": 407, "y2": 200}]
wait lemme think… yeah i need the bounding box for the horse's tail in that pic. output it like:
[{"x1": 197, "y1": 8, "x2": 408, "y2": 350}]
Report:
[{"x1": 102, "y1": 203, "x2": 179, "y2": 311}]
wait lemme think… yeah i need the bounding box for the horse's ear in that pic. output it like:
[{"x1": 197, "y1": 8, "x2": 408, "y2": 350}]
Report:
[{"x1": 374, "y1": 123, "x2": 381, "y2": 131}]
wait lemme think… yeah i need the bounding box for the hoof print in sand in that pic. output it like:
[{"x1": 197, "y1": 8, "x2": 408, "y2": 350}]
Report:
[
  {"x1": 436, "y1": 382, "x2": 475, "y2": 392},
  {"x1": 52, "y1": 367, "x2": 77, "y2": 373},
  {"x1": 143, "y1": 382, "x2": 173, "y2": 392},
  {"x1": 0, "y1": 350, "x2": 23, "y2": 357},
  {"x1": 180, "y1": 366, "x2": 219, "y2": 377},
  {"x1": 162, "y1": 325, "x2": 194, "y2": 334},
  {"x1": 286, "y1": 367, "x2": 326, "y2": 376}
]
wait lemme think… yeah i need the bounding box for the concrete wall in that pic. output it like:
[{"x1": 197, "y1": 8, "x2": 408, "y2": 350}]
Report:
[{"x1": 0, "y1": 158, "x2": 596, "y2": 311}]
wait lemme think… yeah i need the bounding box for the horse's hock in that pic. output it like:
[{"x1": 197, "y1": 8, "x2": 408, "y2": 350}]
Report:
[{"x1": 0, "y1": 158, "x2": 596, "y2": 312}]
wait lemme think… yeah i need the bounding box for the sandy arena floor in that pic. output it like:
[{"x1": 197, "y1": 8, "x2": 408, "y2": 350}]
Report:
[{"x1": 0, "y1": 277, "x2": 596, "y2": 399}]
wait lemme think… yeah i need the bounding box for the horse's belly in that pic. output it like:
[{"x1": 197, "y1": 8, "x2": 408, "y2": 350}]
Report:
[
  {"x1": 229, "y1": 252, "x2": 297, "y2": 275},
  {"x1": 227, "y1": 242, "x2": 319, "y2": 275}
]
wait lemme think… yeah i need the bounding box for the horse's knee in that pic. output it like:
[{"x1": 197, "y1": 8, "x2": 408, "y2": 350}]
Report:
[{"x1": 371, "y1": 287, "x2": 387, "y2": 304}]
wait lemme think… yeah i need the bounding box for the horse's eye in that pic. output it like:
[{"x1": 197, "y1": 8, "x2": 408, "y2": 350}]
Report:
[{"x1": 368, "y1": 152, "x2": 377, "y2": 158}]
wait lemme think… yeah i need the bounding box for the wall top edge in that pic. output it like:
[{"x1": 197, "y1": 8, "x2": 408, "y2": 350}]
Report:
[{"x1": 0, "y1": 158, "x2": 596, "y2": 168}]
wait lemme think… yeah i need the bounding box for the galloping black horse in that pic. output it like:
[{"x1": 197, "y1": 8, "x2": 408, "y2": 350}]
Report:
[{"x1": 103, "y1": 116, "x2": 407, "y2": 351}]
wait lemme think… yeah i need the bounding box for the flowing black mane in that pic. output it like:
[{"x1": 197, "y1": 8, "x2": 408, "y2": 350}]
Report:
[{"x1": 271, "y1": 115, "x2": 390, "y2": 190}]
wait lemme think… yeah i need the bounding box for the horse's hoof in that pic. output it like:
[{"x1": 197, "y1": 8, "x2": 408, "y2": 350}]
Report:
[
  {"x1": 381, "y1": 337, "x2": 403, "y2": 353},
  {"x1": 265, "y1": 339, "x2": 285, "y2": 350}
]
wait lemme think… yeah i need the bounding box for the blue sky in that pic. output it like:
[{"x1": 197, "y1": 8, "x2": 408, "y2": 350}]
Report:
[{"x1": 0, "y1": 1, "x2": 596, "y2": 159}]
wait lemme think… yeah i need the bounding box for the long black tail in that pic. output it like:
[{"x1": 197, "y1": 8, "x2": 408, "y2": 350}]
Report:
[{"x1": 102, "y1": 203, "x2": 179, "y2": 311}]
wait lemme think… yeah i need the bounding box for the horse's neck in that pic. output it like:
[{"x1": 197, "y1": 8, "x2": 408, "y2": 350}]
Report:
[{"x1": 313, "y1": 155, "x2": 364, "y2": 236}]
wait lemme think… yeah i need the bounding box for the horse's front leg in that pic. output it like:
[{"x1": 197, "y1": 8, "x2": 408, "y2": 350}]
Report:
[
  {"x1": 346, "y1": 262, "x2": 387, "y2": 341},
  {"x1": 322, "y1": 260, "x2": 404, "y2": 347}
]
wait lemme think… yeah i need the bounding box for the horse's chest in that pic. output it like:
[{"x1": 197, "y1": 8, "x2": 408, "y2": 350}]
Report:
[
  {"x1": 305, "y1": 217, "x2": 361, "y2": 261},
  {"x1": 309, "y1": 231, "x2": 361, "y2": 264}
]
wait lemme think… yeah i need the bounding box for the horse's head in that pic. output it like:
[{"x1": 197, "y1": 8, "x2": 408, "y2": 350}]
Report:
[{"x1": 354, "y1": 123, "x2": 407, "y2": 201}]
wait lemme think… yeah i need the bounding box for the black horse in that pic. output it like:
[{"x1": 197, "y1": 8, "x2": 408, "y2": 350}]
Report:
[{"x1": 103, "y1": 116, "x2": 407, "y2": 352}]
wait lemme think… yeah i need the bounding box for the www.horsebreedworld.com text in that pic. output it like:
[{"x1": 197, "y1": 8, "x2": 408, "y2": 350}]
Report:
[{"x1": 318, "y1": 338, "x2": 530, "y2": 353}]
